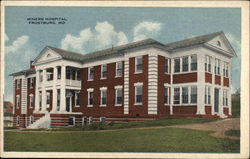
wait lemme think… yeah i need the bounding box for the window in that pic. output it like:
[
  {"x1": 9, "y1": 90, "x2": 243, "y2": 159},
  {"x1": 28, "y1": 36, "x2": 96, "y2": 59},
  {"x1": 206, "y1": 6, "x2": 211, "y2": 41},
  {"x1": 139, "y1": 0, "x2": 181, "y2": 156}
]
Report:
[
  {"x1": 29, "y1": 78, "x2": 34, "y2": 89},
  {"x1": 16, "y1": 95, "x2": 20, "y2": 109},
  {"x1": 215, "y1": 59, "x2": 221, "y2": 75},
  {"x1": 47, "y1": 68, "x2": 53, "y2": 81},
  {"x1": 29, "y1": 116, "x2": 34, "y2": 125},
  {"x1": 16, "y1": 79, "x2": 20, "y2": 89},
  {"x1": 39, "y1": 92, "x2": 42, "y2": 111},
  {"x1": 88, "y1": 90, "x2": 94, "y2": 106},
  {"x1": 164, "y1": 87, "x2": 169, "y2": 104},
  {"x1": 46, "y1": 92, "x2": 50, "y2": 108},
  {"x1": 205, "y1": 56, "x2": 211, "y2": 72},
  {"x1": 182, "y1": 56, "x2": 189, "y2": 72},
  {"x1": 29, "y1": 94, "x2": 34, "y2": 108},
  {"x1": 191, "y1": 86, "x2": 197, "y2": 104},
  {"x1": 136, "y1": 56, "x2": 143, "y2": 73},
  {"x1": 76, "y1": 70, "x2": 81, "y2": 80},
  {"x1": 100, "y1": 89, "x2": 107, "y2": 105},
  {"x1": 88, "y1": 67, "x2": 94, "y2": 80},
  {"x1": 101, "y1": 64, "x2": 107, "y2": 78},
  {"x1": 66, "y1": 70, "x2": 71, "y2": 79},
  {"x1": 57, "y1": 67, "x2": 61, "y2": 79},
  {"x1": 116, "y1": 61, "x2": 123, "y2": 77},
  {"x1": 164, "y1": 58, "x2": 170, "y2": 73},
  {"x1": 75, "y1": 92, "x2": 80, "y2": 106},
  {"x1": 135, "y1": 85, "x2": 143, "y2": 104},
  {"x1": 115, "y1": 87, "x2": 123, "y2": 105},
  {"x1": 191, "y1": 55, "x2": 197, "y2": 71},
  {"x1": 57, "y1": 89, "x2": 60, "y2": 111},
  {"x1": 217, "y1": 41, "x2": 221, "y2": 47},
  {"x1": 182, "y1": 87, "x2": 189, "y2": 104},
  {"x1": 205, "y1": 86, "x2": 211, "y2": 105},
  {"x1": 224, "y1": 62, "x2": 229, "y2": 77},
  {"x1": 223, "y1": 90, "x2": 228, "y2": 106},
  {"x1": 174, "y1": 88, "x2": 180, "y2": 104},
  {"x1": 174, "y1": 58, "x2": 180, "y2": 73},
  {"x1": 68, "y1": 116, "x2": 75, "y2": 126}
]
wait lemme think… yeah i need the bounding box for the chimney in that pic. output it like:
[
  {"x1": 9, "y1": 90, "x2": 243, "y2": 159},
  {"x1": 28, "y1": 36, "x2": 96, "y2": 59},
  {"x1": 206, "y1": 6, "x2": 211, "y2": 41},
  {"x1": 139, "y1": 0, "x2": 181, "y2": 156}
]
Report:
[{"x1": 30, "y1": 60, "x2": 34, "y2": 68}]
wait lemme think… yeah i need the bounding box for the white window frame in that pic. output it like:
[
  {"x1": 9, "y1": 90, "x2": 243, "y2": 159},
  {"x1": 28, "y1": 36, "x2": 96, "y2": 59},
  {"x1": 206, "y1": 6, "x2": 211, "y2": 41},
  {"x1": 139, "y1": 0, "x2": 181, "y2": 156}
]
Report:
[
  {"x1": 134, "y1": 82, "x2": 143, "y2": 105},
  {"x1": 205, "y1": 55, "x2": 212, "y2": 73},
  {"x1": 205, "y1": 86, "x2": 211, "y2": 105},
  {"x1": 69, "y1": 116, "x2": 75, "y2": 126},
  {"x1": 116, "y1": 61, "x2": 123, "y2": 77},
  {"x1": 75, "y1": 92, "x2": 80, "y2": 107},
  {"x1": 100, "y1": 87, "x2": 107, "y2": 106},
  {"x1": 101, "y1": 64, "x2": 107, "y2": 79},
  {"x1": 164, "y1": 57, "x2": 170, "y2": 74},
  {"x1": 46, "y1": 92, "x2": 50, "y2": 108},
  {"x1": 190, "y1": 86, "x2": 197, "y2": 104},
  {"x1": 135, "y1": 56, "x2": 143, "y2": 73},
  {"x1": 182, "y1": 56, "x2": 189, "y2": 72},
  {"x1": 29, "y1": 78, "x2": 34, "y2": 89},
  {"x1": 223, "y1": 89, "x2": 228, "y2": 106},
  {"x1": 190, "y1": 55, "x2": 197, "y2": 71},
  {"x1": 87, "y1": 88, "x2": 94, "y2": 107},
  {"x1": 115, "y1": 85, "x2": 123, "y2": 106},
  {"x1": 88, "y1": 67, "x2": 94, "y2": 81},
  {"x1": 173, "y1": 87, "x2": 180, "y2": 105},
  {"x1": 16, "y1": 95, "x2": 20, "y2": 109},
  {"x1": 174, "y1": 58, "x2": 181, "y2": 73},
  {"x1": 164, "y1": 86, "x2": 170, "y2": 105},
  {"x1": 39, "y1": 92, "x2": 42, "y2": 111},
  {"x1": 29, "y1": 94, "x2": 34, "y2": 108},
  {"x1": 16, "y1": 79, "x2": 20, "y2": 90},
  {"x1": 182, "y1": 87, "x2": 189, "y2": 104}
]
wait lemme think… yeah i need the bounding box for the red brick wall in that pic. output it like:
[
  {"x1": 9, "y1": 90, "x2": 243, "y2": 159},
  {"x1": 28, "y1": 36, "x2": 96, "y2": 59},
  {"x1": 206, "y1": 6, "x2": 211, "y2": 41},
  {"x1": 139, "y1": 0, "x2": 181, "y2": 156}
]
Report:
[
  {"x1": 128, "y1": 55, "x2": 149, "y2": 117},
  {"x1": 223, "y1": 77, "x2": 229, "y2": 87},
  {"x1": 173, "y1": 106, "x2": 197, "y2": 115},
  {"x1": 27, "y1": 78, "x2": 35, "y2": 116},
  {"x1": 205, "y1": 72, "x2": 212, "y2": 83},
  {"x1": 205, "y1": 106, "x2": 212, "y2": 115},
  {"x1": 223, "y1": 107, "x2": 229, "y2": 116},
  {"x1": 173, "y1": 73, "x2": 197, "y2": 84},
  {"x1": 215, "y1": 75, "x2": 221, "y2": 85},
  {"x1": 81, "y1": 62, "x2": 124, "y2": 117},
  {"x1": 157, "y1": 55, "x2": 171, "y2": 117}
]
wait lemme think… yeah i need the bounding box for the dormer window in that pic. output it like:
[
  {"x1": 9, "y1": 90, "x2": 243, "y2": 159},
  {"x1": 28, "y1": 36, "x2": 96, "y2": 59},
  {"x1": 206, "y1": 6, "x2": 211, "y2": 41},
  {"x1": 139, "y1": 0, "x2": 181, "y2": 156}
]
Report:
[{"x1": 217, "y1": 41, "x2": 221, "y2": 47}]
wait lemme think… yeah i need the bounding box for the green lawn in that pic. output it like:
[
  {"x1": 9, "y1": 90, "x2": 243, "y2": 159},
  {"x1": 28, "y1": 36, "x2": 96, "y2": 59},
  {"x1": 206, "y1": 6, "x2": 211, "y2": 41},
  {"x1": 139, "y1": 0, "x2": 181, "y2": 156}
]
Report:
[
  {"x1": 225, "y1": 129, "x2": 240, "y2": 138},
  {"x1": 51, "y1": 117, "x2": 218, "y2": 131},
  {"x1": 4, "y1": 127, "x2": 239, "y2": 152}
]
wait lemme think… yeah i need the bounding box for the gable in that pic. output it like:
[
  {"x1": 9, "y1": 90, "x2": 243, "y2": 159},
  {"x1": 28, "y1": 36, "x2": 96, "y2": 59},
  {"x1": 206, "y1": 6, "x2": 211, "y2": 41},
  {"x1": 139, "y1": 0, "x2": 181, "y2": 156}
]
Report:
[
  {"x1": 206, "y1": 34, "x2": 236, "y2": 56},
  {"x1": 33, "y1": 47, "x2": 62, "y2": 65}
]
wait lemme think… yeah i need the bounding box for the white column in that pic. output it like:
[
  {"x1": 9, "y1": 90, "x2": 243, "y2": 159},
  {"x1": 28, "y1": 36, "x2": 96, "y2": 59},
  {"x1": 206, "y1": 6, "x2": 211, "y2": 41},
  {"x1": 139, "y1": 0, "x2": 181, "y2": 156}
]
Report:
[
  {"x1": 197, "y1": 53, "x2": 205, "y2": 114},
  {"x1": 34, "y1": 70, "x2": 40, "y2": 112},
  {"x1": 60, "y1": 65, "x2": 66, "y2": 112},
  {"x1": 42, "y1": 69, "x2": 47, "y2": 112},
  {"x1": 52, "y1": 67, "x2": 58, "y2": 112}
]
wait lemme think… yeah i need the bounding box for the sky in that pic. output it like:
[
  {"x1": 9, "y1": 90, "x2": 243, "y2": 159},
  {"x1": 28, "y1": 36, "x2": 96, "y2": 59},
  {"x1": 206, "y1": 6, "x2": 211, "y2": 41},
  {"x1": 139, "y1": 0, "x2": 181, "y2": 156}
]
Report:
[{"x1": 4, "y1": 6, "x2": 241, "y2": 102}]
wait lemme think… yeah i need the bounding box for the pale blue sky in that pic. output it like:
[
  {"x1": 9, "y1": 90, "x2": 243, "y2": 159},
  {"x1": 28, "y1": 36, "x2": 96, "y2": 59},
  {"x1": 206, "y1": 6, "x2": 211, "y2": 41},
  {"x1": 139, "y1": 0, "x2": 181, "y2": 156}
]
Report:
[{"x1": 4, "y1": 7, "x2": 241, "y2": 102}]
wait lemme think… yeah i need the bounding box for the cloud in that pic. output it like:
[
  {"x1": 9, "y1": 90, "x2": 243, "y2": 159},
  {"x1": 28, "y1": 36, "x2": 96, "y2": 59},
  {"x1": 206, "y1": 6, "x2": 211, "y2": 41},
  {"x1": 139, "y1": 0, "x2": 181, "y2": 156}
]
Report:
[
  {"x1": 5, "y1": 35, "x2": 29, "y2": 54},
  {"x1": 61, "y1": 28, "x2": 93, "y2": 52},
  {"x1": 60, "y1": 21, "x2": 128, "y2": 53},
  {"x1": 133, "y1": 21, "x2": 163, "y2": 41},
  {"x1": 225, "y1": 33, "x2": 241, "y2": 55}
]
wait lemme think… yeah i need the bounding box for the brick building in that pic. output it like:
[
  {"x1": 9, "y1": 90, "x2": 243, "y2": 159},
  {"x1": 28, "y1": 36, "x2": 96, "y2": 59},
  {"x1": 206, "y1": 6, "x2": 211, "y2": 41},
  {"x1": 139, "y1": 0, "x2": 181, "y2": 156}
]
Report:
[{"x1": 10, "y1": 31, "x2": 236, "y2": 128}]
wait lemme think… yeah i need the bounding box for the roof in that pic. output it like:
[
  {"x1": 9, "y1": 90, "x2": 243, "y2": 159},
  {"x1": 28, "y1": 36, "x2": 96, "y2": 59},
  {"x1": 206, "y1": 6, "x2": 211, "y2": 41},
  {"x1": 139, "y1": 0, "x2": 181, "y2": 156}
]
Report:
[
  {"x1": 49, "y1": 38, "x2": 163, "y2": 62},
  {"x1": 165, "y1": 31, "x2": 223, "y2": 51},
  {"x1": 9, "y1": 68, "x2": 35, "y2": 76}
]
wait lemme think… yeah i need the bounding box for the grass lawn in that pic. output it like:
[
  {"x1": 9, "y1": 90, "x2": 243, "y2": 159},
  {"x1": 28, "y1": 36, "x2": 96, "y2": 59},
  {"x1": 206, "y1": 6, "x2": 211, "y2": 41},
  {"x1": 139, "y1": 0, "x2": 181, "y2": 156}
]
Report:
[
  {"x1": 4, "y1": 127, "x2": 239, "y2": 152},
  {"x1": 50, "y1": 117, "x2": 218, "y2": 131},
  {"x1": 225, "y1": 129, "x2": 240, "y2": 138}
]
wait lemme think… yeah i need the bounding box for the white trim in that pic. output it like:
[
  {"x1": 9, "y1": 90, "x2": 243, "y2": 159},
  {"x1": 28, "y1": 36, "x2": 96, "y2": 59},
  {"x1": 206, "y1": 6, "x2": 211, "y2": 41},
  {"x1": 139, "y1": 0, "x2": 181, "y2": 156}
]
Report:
[
  {"x1": 100, "y1": 87, "x2": 107, "y2": 90},
  {"x1": 88, "y1": 67, "x2": 94, "y2": 81},
  {"x1": 115, "y1": 61, "x2": 123, "y2": 77},
  {"x1": 16, "y1": 95, "x2": 20, "y2": 109},
  {"x1": 134, "y1": 82, "x2": 143, "y2": 87},
  {"x1": 101, "y1": 64, "x2": 107, "y2": 79},
  {"x1": 134, "y1": 84, "x2": 143, "y2": 105},
  {"x1": 29, "y1": 94, "x2": 34, "y2": 108},
  {"x1": 100, "y1": 88, "x2": 107, "y2": 106},
  {"x1": 87, "y1": 89, "x2": 94, "y2": 107},
  {"x1": 115, "y1": 87, "x2": 123, "y2": 106},
  {"x1": 87, "y1": 88, "x2": 94, "y2": 92},
  {"x1": 135, "y1": 56, "x2": 143, "y2": 73},
  {"x1": 114, "y1": 85, "x2": 123, "y2": 89},
  {"x1": 75, "y1": 92, "x2": 80, "y2": 107}
]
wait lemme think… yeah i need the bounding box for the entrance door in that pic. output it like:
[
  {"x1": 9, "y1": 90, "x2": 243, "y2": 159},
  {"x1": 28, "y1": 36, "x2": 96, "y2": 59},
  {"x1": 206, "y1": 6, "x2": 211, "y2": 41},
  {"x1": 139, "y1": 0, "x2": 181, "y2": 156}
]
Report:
[
  {"x1": 214, "y1": 88, "x2": 219, "y2": 113},
  {"x1": 66, "y1": 97, "x2": 71, "y2": 112}
]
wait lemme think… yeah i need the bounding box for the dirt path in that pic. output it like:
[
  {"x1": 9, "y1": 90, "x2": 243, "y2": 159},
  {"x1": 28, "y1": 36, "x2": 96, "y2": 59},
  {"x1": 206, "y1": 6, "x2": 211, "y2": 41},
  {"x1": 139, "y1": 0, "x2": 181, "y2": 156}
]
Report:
[
  {"x1": 169, "y1": 118, "x2": 240, "y2": 140},
  {"x1": 6, "y1": 118, "x2": 240, "y2": 140}
]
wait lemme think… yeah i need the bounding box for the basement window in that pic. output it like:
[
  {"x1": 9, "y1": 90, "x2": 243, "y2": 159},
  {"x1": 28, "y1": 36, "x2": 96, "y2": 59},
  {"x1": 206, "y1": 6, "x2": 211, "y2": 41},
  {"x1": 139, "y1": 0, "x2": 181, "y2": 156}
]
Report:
[{"x1": 68, "y1": 116, "x2": 75, "y2": 126}]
